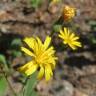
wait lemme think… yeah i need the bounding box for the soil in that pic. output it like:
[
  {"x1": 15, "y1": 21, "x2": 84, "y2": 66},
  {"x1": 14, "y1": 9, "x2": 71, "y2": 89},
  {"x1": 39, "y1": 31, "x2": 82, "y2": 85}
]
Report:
[{"x1": 0, "y1": 0, "x2": 96, "y2": 96}]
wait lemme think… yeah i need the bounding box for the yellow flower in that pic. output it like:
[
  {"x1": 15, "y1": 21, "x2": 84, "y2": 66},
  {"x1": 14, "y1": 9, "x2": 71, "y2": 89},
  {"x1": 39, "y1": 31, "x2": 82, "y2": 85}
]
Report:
[
  {"x1": 18, "y1": 36, "x2": 57, "y2": 81},
  {"x1": 59, "y1": 27, "x2": 82, "y2": 50},
  {"x1": 63, "y1": 5, "x2": 76, "y2": 21}
]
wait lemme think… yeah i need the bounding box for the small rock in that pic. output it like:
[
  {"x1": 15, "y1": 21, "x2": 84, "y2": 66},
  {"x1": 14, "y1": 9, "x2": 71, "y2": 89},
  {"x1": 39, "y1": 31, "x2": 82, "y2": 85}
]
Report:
[
  {"x1": 52, "y1": 80, "x2": 74, "y2": 96},
  {"x1": 74, "y1": 89, "x2": 88, "y2": 96}
]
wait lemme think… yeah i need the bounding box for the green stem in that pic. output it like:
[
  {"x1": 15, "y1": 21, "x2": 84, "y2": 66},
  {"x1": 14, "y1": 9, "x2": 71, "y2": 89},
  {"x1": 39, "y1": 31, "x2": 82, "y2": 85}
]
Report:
[
  {"x1": 0, "y1": 65, "x2": 17, "y2": 96},
  {"x1": 29, "y1": 80, "x2": 37, "y2": 96},
  {"x1": 22, "y1": 78, "x2": 29, "y2": 96}
]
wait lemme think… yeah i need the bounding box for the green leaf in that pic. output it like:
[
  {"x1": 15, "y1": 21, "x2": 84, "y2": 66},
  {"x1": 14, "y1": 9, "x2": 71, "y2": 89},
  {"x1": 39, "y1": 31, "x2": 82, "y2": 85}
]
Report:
[
  {"x1": 0, "y1": 54, "x2": 7, "y2": 65},
  {"x1": 12, "y1": 50, "x2": 22, "y2": 57},
  {"x1": 88, "y1": 20, "x2": 96, "y2": 26},
  {"x1": 91, "y1": 38, "x2": 96, "y2": 44},
  {"x1": 0, "y1": 77, "x2": 7, "y2": 96},
  {"x1": 24, "y1": 72, "x2": 37, "y2": 96},
  {"x1": 53, "y1": 24, "x2": 62, "y2": 32},
  {"x1": 31, "y1": 0, "x2": 42, "y2": 8},
  {"x1": 88, "y1": 34, "x2": 96, "y2": 44},
  {"x1": 11, "y1": 38, "x2": 22, "y2": 47},
  {"x1": 0, "y1": 54, "x2": 9, "y2": 71}
]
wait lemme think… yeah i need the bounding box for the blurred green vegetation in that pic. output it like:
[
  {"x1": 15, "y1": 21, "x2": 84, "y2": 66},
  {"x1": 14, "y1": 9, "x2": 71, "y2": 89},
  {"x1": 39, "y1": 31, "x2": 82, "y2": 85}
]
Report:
[
  {"x1": 0, "y1": 77, "x2": 7, "y2": 96},
  {"x1": 30, "y1": 0, "x2": 43, "y2": 8}
]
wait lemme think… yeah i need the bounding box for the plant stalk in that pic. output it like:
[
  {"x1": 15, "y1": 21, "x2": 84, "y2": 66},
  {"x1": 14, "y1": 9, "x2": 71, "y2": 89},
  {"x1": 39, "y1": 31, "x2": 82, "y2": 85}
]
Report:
[{"x1": 0, "y1": 64, "x2": 17, "y2": 96}]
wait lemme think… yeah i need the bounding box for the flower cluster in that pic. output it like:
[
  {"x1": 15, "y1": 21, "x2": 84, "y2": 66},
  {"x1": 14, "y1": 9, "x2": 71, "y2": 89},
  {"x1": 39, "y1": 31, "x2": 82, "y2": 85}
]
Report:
[{"x1": 18, "y1": 5, "x2": 82, "y2": 81}]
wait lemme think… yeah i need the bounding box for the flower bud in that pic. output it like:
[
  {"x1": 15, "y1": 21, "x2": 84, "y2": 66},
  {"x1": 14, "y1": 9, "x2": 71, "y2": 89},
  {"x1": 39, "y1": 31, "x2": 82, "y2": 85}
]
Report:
[{"x1": 63, "y1": 5, "x2": 76, "y2": 21}]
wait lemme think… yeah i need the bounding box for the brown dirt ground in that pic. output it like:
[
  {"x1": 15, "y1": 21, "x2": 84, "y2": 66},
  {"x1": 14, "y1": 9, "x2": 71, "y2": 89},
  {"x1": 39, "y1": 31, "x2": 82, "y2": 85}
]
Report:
[{"x1": 0, "y1": 0, "x2": 96, "y2": 96}]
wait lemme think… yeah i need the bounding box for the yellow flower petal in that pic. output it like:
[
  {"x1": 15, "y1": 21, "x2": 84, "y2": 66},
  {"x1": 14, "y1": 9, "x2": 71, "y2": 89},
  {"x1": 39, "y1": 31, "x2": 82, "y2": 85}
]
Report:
[
  {"x1": 44, "y1": 36, "x2": 51, "y2": 50},
  {"x1": 18, "y1": 61, "x2": 33, "y2": 73},
  {"x1": 45, "y1": 65, "x2": 53, "y2": 81},
  {"x1": 42, "y1": 46, "x2": 54, "y2": 57},
  {"x1": 58, "y1": 34, "x2": 65, "y2": 40},
  {"x1": 37, "y1": 66, "x2": 44, "y2": 80},
  {"x1": 69, "y1": 43, "x2": 76, "y2": 50},
  {"x1": 60, "y1": 30, "x2": 65, "y2": 37},
  {"x1": 70, "y1": 33, "x2": 75, "y2": 39},
  {"x1": 25, "y1": 64, "x2": 38, "y2": 76},
  {"x1": 21, "y1": 47, "x2": 35, "y2": 57},
  {"x1": 48, "y1": 57, "x2": 57, "y2": 69},
  {"x1": 36, "y1": 37, "x2": 43, "y2": 50},
  {"x1": 64, "y1": 28, "x2": 68, "y2": 36},
  {"x1": 24, "y1": 37, "x2": 35, "y2": 49},
  {"x1": 72, "y1": 41, "x2": 82, "y2": 47},
  {"x1": 72, "y1": 36, "x2": 79, "y2": 41},
  {"x1": 33, "y1": 40, "x2": 39, "y2": 54}
]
